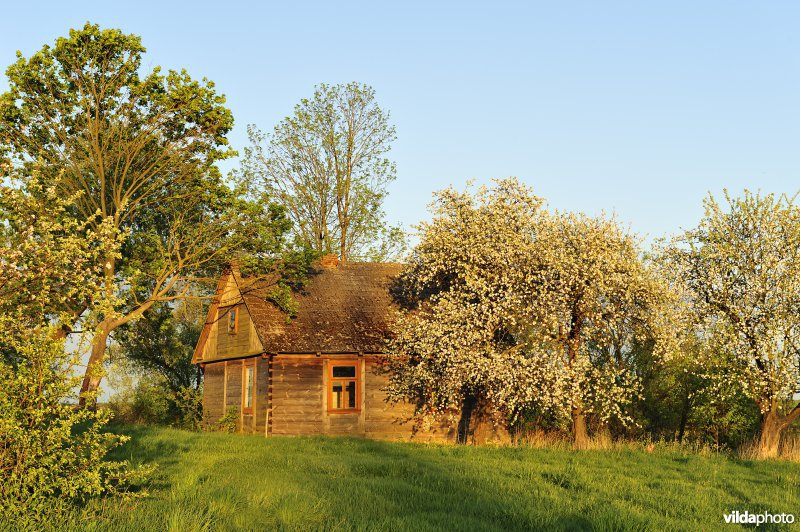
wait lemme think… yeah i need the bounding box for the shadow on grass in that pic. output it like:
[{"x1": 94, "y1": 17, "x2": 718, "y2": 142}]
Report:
[
  {"x1": 103, "y1": 424, "x2": 185, "y2": 492},
  {"x1": 274, "y1": 437, "x2": 621, "y2": 531},
  {"x1": 88, "y1": 427, "x2": 800, "y2": 531}
]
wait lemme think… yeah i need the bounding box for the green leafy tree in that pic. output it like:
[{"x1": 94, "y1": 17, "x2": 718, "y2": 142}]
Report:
[
  {"x1": 109, "y1": 301, "x2": 203, "y2": 427},
  {"x1": 240, "y1": 82, "x2": 406, "y2": 261},
  {"x1": 0, "y1": 323, "x2": 150, "y2": 526},
  {"x1": 0, "y1": 187, "x2": 147, "y2": 525},
  {"x1": 0, "y1": 23, "x2": 290, "y2": 403},
  {"x1": 665, "y1": 190, "x2": 800, "y2": 458},
  {"x1": 114, "y1": 301, "x2": 202, "y2": 393}
]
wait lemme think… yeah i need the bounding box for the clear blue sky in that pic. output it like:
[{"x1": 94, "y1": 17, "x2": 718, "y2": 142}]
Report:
[{"x1": 2, "y1": 1, "x2": 798, "y2": 242}]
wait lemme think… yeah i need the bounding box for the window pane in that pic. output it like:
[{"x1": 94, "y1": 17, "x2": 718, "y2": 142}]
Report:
[
  {"x1": 332, "y1": 366, "x2": 356, "y2": 378},
  {"x1": 228, "y1": 308, "x2": 237, "y2": 332},
  {"x1": 345, "y1": 380, "x2": 356, "y2": 409},
  {"x1": 332, "y1": 383, "x2": 343, "y2": 409},
  {"x1": 244, "y1": 367, "x2": 253, "y2": 408}
]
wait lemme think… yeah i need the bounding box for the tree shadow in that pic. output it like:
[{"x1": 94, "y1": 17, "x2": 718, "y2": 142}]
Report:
[{"x1": 290, "y1": 437, "x2": 629, "y2": 530}]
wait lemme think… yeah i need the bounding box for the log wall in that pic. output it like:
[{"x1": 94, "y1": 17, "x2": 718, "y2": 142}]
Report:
[
  {"x1": 202, "y1": 354, "x2": 455, "y2": 442},
  {"x1": 271, "y1": 357, "x2": 324, "y2": 435},
  {"x1": 202, "y1": 361, "x2": 225, "y2": 425}
]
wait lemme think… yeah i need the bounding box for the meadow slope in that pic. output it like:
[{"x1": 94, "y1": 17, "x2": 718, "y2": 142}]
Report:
[{"x1": 61, "y1": 426, "x2": 800, "y2": 531}]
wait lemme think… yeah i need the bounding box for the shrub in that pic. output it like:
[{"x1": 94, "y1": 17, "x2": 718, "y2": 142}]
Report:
[
  {"x1": 174, "y1": 385, "x2": 204, "y2": 431},
  {"x1": 0, "y1": 324, "x2": 151, "y2": 527},
  {"x1": 107, "y1": 358, "x2": 202, "y2": 430},
  {"x1": 213, "y1": 407, "x2": 240, "y2": 433}
]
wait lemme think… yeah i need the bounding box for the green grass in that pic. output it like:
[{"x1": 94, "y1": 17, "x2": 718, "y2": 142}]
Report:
[{"x1": 65, "y1": 426, "x2": 800, "y2": 531}]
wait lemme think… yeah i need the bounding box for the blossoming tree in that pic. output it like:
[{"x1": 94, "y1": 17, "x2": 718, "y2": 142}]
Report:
[
  {"x1": 666, "y1": 191, "x2": 800, "y2": 458},
  {"x1": 387, "y1": 178, "x2": 674, "y2": 447},
  {"x1": 530, "y1": 211, "x2": 674, "y2": 448}
]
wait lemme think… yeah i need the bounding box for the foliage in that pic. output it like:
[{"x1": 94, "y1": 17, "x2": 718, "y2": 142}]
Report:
[
  {"x1": 107, "y1": 374, "x2": 203, "y2": 431},
  {"x1": 62, "y1": 426, "x2": 800, "y2": 531},
  {"x1": 386, "y1": 179, "x2": 545, "y2": 432},
  {"x1": 632, "y1": 341, "x2": 760, "y2": 449},
  {"x1": 524, "y1": 211, "x2": 677, "y2": 446},
  {"x1": 212, "y1": 407, "x2": 240, "y2": 434},
  {"x1": 0, "y1": 23, "x2": 292, "y2": 401},
  {"x1": 240, "y1": 82, "x2": 406, "y2": 261},
  {"x1": 387, "y1": 179, "x2": 676, "y2": 447},
  {"x1": 0, "y1": 166, "x2": 148, "y2": 523},
  {"x1": 106, "y1": 320, "x2": 203, "y2": 430},
  {"x1": 107, "y1": 369, "x2": 172, "y2": 426},
  {"x1": 113, "y1": 301, "x2": 202, "y2": 393},
  {"x1": 0, "y1": 320, "x2": 151, "y2": 527},
  {"x1": 174, "y1": 385, "x2": 204, "y2": 431},
  {"x1": 0, "y1": 176, "x2": 118, "y2": 334},
  {"x1": 663, "y1": 190, "x2": 800, "y2": 457}
]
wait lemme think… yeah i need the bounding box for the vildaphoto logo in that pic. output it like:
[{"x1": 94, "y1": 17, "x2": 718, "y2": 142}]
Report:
[{"x1": 723, "y1": 510, "x2": 795, "y2": 525}]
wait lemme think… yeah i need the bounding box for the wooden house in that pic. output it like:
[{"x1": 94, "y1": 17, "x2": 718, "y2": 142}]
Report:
[{"x1": 192, "y1": 256, "x2": 456, "y2": 441}]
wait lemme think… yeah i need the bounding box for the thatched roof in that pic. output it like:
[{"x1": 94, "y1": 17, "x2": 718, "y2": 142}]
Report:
[{"x1": 225, "y1": 262, "x2": 402, "y2": 357}]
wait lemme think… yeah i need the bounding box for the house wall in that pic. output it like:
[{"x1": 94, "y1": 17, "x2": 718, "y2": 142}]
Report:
[
  {"x1": 201, "y1": 355, "x2": 456, "y2": 442},
  {"x1": 202, "y1": 358, "x2": 260, "y2": 434},
  {"x1": 363, "y1": 358, "x2": 455, "y2": 442},
  {"x1": 271, "y1": 355, "x2": 435, "y2": 439},
  {"x1": 255, "y1": 357, "x2": 270, "y2": 436},
  {"x1": 271, "y1": 357, "x2": 325, "y2": 435},
  {"x1": 195, "y1": 273, "x2": 264, "y2": 364},
  {"x1": 202, "y1": 362, "x2": 225, "y2": 423}
]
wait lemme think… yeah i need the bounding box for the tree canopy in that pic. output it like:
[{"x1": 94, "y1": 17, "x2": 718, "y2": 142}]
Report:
[
  {"x1": 0, "y1": 23, "x2": 291, "y2": 402},
  {"x1": 664, "y1": 190, "x2": 800, "y2": 457},
  {"x1": 386, "y1": 179, "x2": 675, "y2": 447}
]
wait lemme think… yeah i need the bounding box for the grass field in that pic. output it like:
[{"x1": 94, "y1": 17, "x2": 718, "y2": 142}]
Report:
[{"x1": 65, "y1": 426, "x2": 800, "y2": 531}]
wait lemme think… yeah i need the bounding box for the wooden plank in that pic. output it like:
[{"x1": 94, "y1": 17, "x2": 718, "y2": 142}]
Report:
[
  {"x1": 202, "y1": 361, "x2": 225, "y2": 425},
  {"x1": 270, "y1": 356, "x2": 323, "y2": 435},
  {"x1": 255, "y1": 355, "x2": 269, "y2": 434}
]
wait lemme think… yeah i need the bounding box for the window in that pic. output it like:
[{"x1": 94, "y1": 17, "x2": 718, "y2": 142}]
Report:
[
  {"x1": 242, "y1": 361, "x2": 254, "y2": 414},
  {"x1": 328, "y1": 361, "x2": 360, "y2": 413},
  {"x1": 227, "y1": 307, "x2": 238, "y2": 334}
]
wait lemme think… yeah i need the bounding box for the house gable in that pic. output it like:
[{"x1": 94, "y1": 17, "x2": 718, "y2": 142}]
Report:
[{"x1": 192, "y1": 269, "x2": 265, "y2": 364}]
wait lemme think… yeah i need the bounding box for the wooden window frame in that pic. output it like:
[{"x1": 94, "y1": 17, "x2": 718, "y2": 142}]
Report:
[
  {"x1": 327, "y1": 359, "x2": 361, "y2": 414},
  {"x1": 226, "y1": 305, "x2": 239, "y2": 335},
  {"x1": 242, "y1": 359, "x2": 255, "y2": 414}
]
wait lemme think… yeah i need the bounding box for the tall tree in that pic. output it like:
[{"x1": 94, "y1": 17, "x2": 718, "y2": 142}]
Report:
[
  {"x1": 0, "y1": 175, "x2": 109, "y2": 338},
  {"x1": 665, "y1": 190, "x2": 800, "y2": 458},
  {"x1": 0, "y1": 182, "x2": 146, "y2": 524},
  {"x1": 240, "y1": 82, "x2": 404, "y2": 261},
  {"x1": 113, "y1": 301, "x2": 203, "y2": 394},
  {"x1": 0, "y1": 23, "x2": 289, "y2": 403}
]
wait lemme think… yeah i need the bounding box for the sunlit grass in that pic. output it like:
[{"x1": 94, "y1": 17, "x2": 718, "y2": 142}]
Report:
[{"x1": 59, "y1": 426, "x2": 800, "y2": 531}]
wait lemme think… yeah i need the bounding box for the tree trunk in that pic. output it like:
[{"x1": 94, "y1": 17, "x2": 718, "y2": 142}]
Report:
[
  {"x1": 566, "y1": 318, "x2": 587, "y2": 449},
  {"x1": 457, "y1": 394, "x2": 477, "y2": 445},
  {"x1": 78, "y1": 320, "x2": 112, "y2": 408},
  {"x1": 572, "y1": 405, "x2": 588, "y2": 450},
  {"x1": 677, "y1": 390, "x2": 690, "y2": 443},
  {"x1": 758, "y1": 409, "x2": 782, "y2": 459},
  {"x1": 339, "y1": 219, "x2": 348, "y2": 263}
]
